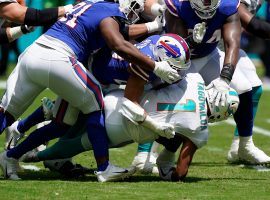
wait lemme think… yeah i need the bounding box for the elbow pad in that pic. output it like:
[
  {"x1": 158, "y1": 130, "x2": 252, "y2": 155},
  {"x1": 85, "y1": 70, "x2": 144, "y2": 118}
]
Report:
[
  {"x1": 246, "y1": 16, "x2": 270, "y2": 39},
  {"x1": 24, "y1": 7, "x2": 58, "y2": 26},
  {"x1": 0, "y1": 28, "x2": 9, "y2": 44}
]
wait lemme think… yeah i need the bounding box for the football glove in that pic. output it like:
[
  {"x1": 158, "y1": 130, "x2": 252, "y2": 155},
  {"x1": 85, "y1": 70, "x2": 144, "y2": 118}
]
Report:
[
  {"x1": 206, "y1": 77, "x2": 230, "y2": 107},
  {"x1": 154, "y1": 61, "x2": 181, "y2": 84},
  {"x1": 193, "y1": 22, "x2": 206, "y2": 43}
]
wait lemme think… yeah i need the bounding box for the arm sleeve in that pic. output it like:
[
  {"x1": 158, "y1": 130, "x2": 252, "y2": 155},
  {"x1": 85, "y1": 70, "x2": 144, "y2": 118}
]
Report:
[
  {"x1": 24, "y1": 7, "x2": 59, "y2": 26},
  {"x1": 246, "y1": 16, "x2": 270, "y2": 39},
  {"x1": 0, "y1": 28, "x2": 9, "y2": 44}
]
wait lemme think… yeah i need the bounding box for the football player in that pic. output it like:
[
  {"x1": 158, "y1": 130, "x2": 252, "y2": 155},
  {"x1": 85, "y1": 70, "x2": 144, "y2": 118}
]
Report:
[
  {"x1": 0, "y1": 0, "x2": 182, "y2": 181},
  {"x1": 164, "y1": 0, "x2": 270, "y2": 164},
  {"x1": 0, "y1": 0, "x2": 73, "y2": 43},
  {"x1": 227, "y1": 0, "x2": 270, "y2": 162},
  {"x1": 17, "y1": 73, "x2": 239, "y2": 182},
  {"x1": 0, "y1": 33, "x2": 190, "y2": 181}
]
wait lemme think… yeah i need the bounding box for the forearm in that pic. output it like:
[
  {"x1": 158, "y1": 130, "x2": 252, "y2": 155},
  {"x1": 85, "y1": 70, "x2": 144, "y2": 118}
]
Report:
[
  {"x1": 173, "y1": 139, "x2": 197, "y2": 181},
  {"x1": 113, "y1": 40, "x2": 155, "y2": 71},
  {"x1": 0, "y1": 2, "x2": 71, "y2": 26},
  {"x1": 128, "y1": 24, "x2": 148, "y2": 40}
]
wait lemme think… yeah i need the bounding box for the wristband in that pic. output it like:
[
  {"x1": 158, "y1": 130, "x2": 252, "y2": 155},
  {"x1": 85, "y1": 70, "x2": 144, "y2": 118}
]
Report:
[
  {"x1": 220, "y1": 63, "x2": 235, "y2": 83},
  {"x1": 9, "y1": 27, "x2": 24, "y2": 41}
]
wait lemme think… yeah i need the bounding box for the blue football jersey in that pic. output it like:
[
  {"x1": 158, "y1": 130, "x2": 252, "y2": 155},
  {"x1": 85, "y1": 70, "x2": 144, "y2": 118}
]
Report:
[
  {"x1": 91, "y1": 35, "x2": 161, "y2": 85},
  {"x1": 45, "y1": 1, "x2": 126, "y2": 62},
  {"x1": 165, "y1": 0, "x2": 240, "y2": 58}
]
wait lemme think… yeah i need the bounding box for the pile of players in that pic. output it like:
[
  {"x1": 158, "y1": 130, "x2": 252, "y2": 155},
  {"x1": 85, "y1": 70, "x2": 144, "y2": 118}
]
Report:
[{"x1": 0, "y1": 0, "x2": 269, "y2": 182}]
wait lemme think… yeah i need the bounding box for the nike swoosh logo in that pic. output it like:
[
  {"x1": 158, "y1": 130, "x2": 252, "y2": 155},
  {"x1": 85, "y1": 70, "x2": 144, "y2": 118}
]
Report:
[
  {"x1": 7, "y1": 137, "x2": 14, "y2": 150},
  {"x1": 113, "y1": 170, "x2": 129, "y2": 174}
]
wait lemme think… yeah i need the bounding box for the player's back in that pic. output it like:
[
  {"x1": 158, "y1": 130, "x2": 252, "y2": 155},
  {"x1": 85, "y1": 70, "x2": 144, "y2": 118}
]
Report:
[
  {"x1": 141, "y1": 73, "x2": 209, "y2": 148},
  {"x1": 45, "y1": 1, "x2": 125, "y2": 62}
]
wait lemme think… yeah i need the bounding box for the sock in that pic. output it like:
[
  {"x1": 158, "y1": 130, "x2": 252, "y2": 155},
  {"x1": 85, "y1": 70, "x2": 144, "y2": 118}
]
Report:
[
  {"x1": 37, "y1": 134, "x2": 86, "y2": 161},
  {"x1": 85, "y1": 111, "x2": 109, "y2": 171},
  {"x1": 233, "y1": 91, "x2": 253, "y2": 137},
  {"x1": 233, "y1": 86, "x2": 262, "y2": 136},
  {"x1": 17, "y1": 106, "x2": 45, "y2": 133},
  {"x1": 7, "y1": 121, "x2": 70, "y2": 159},
  {"x1": 0, "y1": 111, "x2": 14, "y2": 133},
  {"x1": 138, "y1": 142, "x2": 153, "y2": 153}
]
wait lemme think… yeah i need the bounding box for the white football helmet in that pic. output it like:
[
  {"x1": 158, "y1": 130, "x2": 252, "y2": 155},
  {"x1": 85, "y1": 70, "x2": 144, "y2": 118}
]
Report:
[
  {"x1": 153, "y1": 33, "x2": 191, "y2": 72},
  {"x1": 118, "y1": 0, "x2": 145, "y2": 24},
  {"x1": 206, "y1": 87, "x2": 239, "y2": 123},
  {"x1": 190, "y1": 0, "x2": 221, "y2": 19}
]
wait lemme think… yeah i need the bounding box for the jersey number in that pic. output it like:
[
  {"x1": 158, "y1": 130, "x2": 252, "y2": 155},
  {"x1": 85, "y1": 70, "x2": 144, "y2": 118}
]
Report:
[
  {"x1": 157, "y1": 100, "x2": 196, "y2": 112},
  {"x1": 60, "y1": 2, "x2": 92, "y2": 28}
]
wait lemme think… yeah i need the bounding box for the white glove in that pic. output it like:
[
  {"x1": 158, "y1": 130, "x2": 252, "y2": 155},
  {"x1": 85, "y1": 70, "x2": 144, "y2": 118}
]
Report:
[
  {"x1": 154, "y1": 61, "x2": 181, "y2": 84},
  {"x1": 154, "y1": 122, "x2": 175, "y2": 139},
  {"x1": 145, "y1": 15, "x2": 164, "y2": 33},
  {"x1": 206, "y1": 77, "x2": 230, "y2": 107},
  {"x1": 193, "y1": 22, "x2": 206, "y2": 43},
  {"x1": 150, "y1": 3, "x2": 166, "y2": 16}
]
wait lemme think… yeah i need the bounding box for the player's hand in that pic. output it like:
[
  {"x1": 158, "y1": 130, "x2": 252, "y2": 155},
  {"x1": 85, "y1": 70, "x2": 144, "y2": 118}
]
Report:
[
  {"x1": 154, "y1": 61, "x2": 181, "y2": 84},
  {"x1": 151, "y1": 3, "x2": 166, "y2": 16},
  {"x1": 193, "y1": 22, "x2": 206, "y2": 43},
  {"x1": 156, "y1": 122, "x2": 175, "y2": 139},
  {"x1": 206, "y1": 77, "x2": 230, "y2": 107},
  {"x1": 145, "y1": 15, "x2": 164, "y2": 33}
]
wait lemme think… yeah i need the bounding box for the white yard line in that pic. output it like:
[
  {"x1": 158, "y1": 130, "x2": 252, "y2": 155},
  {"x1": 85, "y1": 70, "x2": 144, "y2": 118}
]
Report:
[{"x1": 225, "y1": 118, "x2": 270, "y2": 137}]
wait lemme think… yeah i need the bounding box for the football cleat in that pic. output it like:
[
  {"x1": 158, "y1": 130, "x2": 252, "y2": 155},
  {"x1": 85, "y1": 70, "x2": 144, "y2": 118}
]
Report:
[
  {"x1": 0, "y1": 151, "x2": 20, "y2": 180},
  {"x1": 131, "y1": 152, "x2": 159, "y2": 174},
  {"x1": 5, "y1": 120, "x2": 24, "y2": 150},
  {"x1": 238, "y1": 136, "x2": 270, "y2": 165},
  {"x1": 156, "y1": 148, "x2": 175, "y2": 181},
  {"x1": 227, "y1": 136, "x2": 240, "y2": 163},
  {"x1": 95, "y1": 163, "x2": 136, "y2": 182}
]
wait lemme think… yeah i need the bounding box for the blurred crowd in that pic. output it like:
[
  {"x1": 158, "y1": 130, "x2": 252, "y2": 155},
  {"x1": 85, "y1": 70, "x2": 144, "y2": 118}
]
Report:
[{"x1": 1, "y1": 0, "x2": 270, "y2": 89}]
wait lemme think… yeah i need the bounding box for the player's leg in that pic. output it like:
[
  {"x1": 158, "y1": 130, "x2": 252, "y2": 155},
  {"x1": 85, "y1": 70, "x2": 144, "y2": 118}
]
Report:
[{"x1": 228, "y1": 50, "x2": 269, "y2": 164}]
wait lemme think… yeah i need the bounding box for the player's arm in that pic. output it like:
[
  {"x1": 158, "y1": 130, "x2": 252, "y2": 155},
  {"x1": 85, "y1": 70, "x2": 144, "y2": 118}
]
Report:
[
  {"x1": 221, "y1": 12, "x2": 241, "y2": 81},
  {"x1": 165, "y1": 10, "x2": 188, "y2": 37},
  {"x1": 172, "y1": 137, "x2": 197, "y2": 181},
  {"x1": 128, "y1": 15, "x2": 163, "y2": 40},
  {"x1": 0, "y1": 25, "x2": 33, "y2": 44},
  {"x1": 238, "y1": 3, "x2": 270, "y2": 39},
  {"x1": 0, "y1": 2, "x2": 72, "y2": 26},
  {"x1": 100, "y1": 17, "x2": 155, "y2": 71}
]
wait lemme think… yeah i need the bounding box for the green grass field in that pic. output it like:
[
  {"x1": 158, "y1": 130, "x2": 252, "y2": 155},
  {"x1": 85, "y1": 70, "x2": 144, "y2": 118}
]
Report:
[{"x1": 0, "y1": 66, "x2": 269, "y2": 200}]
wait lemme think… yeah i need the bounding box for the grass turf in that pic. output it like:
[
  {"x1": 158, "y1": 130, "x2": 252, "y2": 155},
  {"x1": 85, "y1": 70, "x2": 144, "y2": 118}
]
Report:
[{"x1": 0, "y1": 65, "x2": 269, "y2": 199}]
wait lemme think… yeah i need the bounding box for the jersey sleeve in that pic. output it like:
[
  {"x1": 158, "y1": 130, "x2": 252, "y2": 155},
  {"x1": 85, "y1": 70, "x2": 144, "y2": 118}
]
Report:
[
  {"x1": 164, "y1": 0, "x2": 179, "y2": 17},
  {"x1": 220, "y1": 0, "x2": 240, "y2": 16}
]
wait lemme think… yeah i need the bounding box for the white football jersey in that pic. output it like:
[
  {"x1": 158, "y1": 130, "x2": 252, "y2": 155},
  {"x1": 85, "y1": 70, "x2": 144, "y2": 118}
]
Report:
[
  {"x1": 0, "y1": 0, "x2": 17, "y2": 27},
  {"x1": 105, "y1": 73, "x2": 209, "y2": 149}
]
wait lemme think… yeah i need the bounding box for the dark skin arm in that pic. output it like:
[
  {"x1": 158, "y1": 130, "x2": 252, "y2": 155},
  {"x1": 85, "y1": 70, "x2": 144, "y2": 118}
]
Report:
[
  {"x1": 238, "y1": 3, "x2": 270, "y2": 39},
  {"x1": 222, "y1": 12, "x2": 241, "y2": 69},
  {"x1": 100, "y1": 17, "x2": 155, "y2": 104},
  {"x1": 171, "y1": 137, "x2": 197, "y2": 181},
  {"x1": 100, "y1": 17, "x2": 155, "y2": 72},
  {"x1": 238, "y1": 3, "x2": 253, "y2": 29}
]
